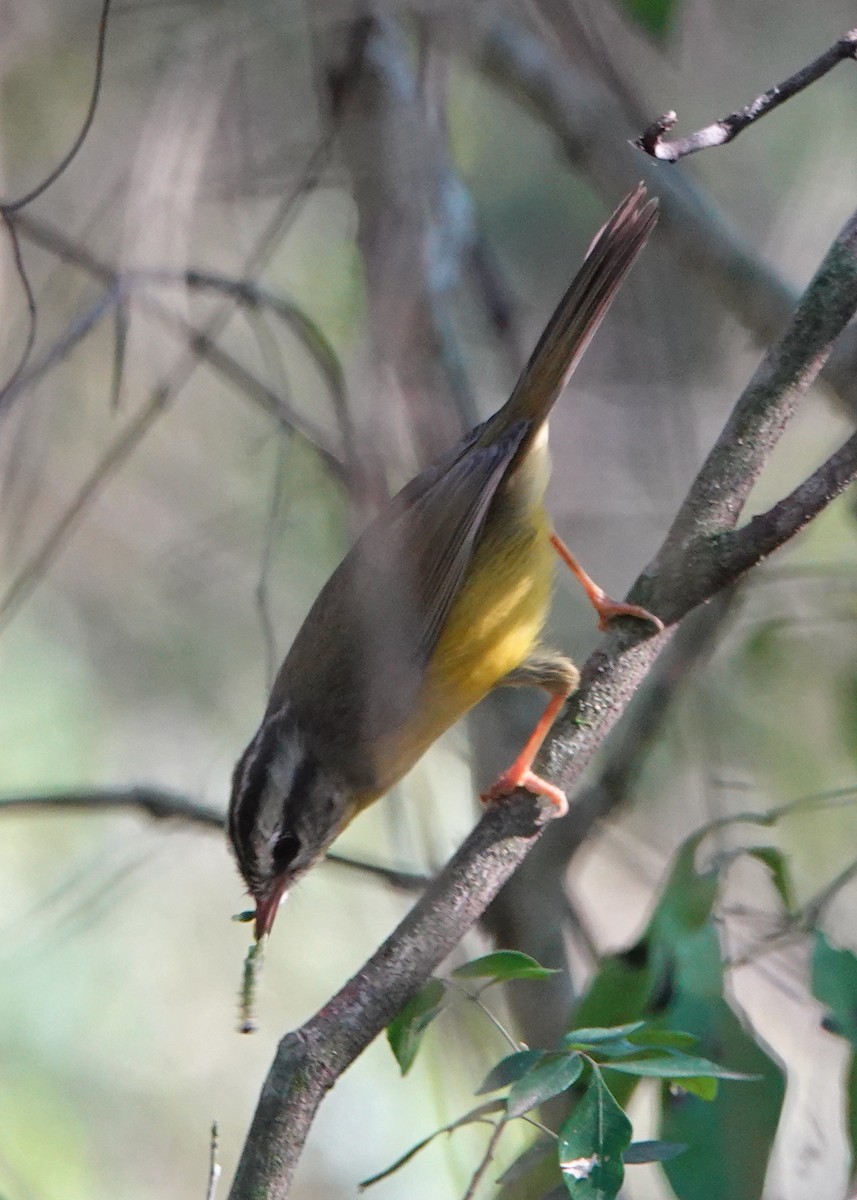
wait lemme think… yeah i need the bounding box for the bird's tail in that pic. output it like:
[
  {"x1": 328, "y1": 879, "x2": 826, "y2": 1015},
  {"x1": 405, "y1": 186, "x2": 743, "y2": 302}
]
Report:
[{"x1": 494, "y1": 183, "x2": 658, "y2": 433}]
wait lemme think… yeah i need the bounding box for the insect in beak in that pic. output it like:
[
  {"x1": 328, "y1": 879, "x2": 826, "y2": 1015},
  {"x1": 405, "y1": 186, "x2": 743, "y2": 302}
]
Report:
[{"x1": 254, "y1": 879, "x2": 289, "y2": 941}]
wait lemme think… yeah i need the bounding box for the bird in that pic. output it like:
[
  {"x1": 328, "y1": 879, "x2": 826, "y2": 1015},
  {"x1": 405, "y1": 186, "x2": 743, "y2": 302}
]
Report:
[{"x1": 228, "y1": 185, "x2": 661, "y2": 940}]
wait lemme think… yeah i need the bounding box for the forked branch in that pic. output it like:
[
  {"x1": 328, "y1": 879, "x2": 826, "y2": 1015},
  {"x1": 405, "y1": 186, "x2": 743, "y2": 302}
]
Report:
[{"x1": 227, "y1": 205, "x2": 857, "y2": 1199}]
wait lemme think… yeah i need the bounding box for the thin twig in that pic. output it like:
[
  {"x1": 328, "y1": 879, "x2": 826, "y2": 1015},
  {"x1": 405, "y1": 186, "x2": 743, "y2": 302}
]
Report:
[
  {"x1": 518, "y1": 1116, "x2": 558, "y2": 1141},
  {"x1": 0, "y1": 385, "x2": 171, "y2": 630},
  {"x1": 0, "y1": 181, "x2": 125, "y2": 422},
  {"x1": 110, "y1": 285, "x2": 129, "y2": 410},
  {"x1": 0, "y1": 848, "x2": 152, "y2": 966},
  {"x1": 462, "y1": 1120, "x2": 506, "y2": 1200},
  {"x1": 640, "y1": 205, "x2": 857, "y2": 618},
  {"x1": 477, "y1": 16, "x2": 857, "y2": 417},
  {"x1": 800, "y1": 858, "x2": 857, "y2": 929},
  {"x1": 0, "y1": 788, "x2": 225, "y2": 828},
  {"x1": 1, "y1": 281, "x2": 118, "y2": 414},
  {"x1": 140, "y1": 267, "x2": 356, "y2": 463},
  {"x1": 10, "y1": 218, "x2": 345, "y2": 468},
  {"x1": 0, "y1": 0, "x2": 108, "y2": 403},
  {"x1": 0, "y1": 214, "x2": 38, "y2": 405},
  {"x1": 255, "y1": 430, "x2": 291, "y2": 690},
  {"x1": 181, "y1": 270, "x2": 352, "y2": 445},
  {"x1": 0, "y1": 0, "x2": 113, "y2": 212},
  {"x1": 0, "y1": 146, "x2": 340, "y2": 628},
  {"x1": 0, "y1": 788, "x2": 431, "y2": 890},
  {"x1": 636, "y1": 30, "x2": 857, "y2": 162},
  {"x1": 206, "y1": 1122, "x2": 221, "y2": 1200},
  {"x1": 723, "y1": 854, "x2": 857, "y2": 969},
  {"x1": 324, "y1": 852, "x2": 431, "y2": 891},
  {"x1": 445, "y1": 980, "x2": 522, "y2": 1053}
]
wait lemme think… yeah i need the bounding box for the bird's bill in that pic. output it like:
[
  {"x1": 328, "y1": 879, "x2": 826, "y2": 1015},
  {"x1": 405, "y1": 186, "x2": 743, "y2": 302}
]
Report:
[{"x1": 253, "y1": 878, "x2": 288, "y2": 940}]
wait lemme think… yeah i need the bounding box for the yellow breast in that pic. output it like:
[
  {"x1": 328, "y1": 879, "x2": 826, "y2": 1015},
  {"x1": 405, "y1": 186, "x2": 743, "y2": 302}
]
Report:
[
  {"x1": 366, "y1": 501, "x2": 555, "y2": 796},
  {"x1": 426, "y1": 508, "x2": 554, "y2": 706}
]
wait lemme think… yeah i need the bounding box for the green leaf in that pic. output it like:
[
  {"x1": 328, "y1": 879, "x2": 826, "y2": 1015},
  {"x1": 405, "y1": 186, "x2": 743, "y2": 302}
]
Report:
[
  {"x1": 654, "y1": 832, "x2": 719, "y2": 937},
  {"x1": 744, "y1": 847, "x2": 793, "y2": 910},
  {"x1": 621, "y1": 0, "x2": 676, "y2": 40},
  {"x1": 359, "y1": 1099, "x2": 504, "y2": 1189},
  {"x1": 673, "y1": 1075, "x2": 719, "y2": 1101},
  {"x1": 453, "y1": 951, "x2": 559, "y2": 983},
  {"x1": 601, "y1": 1053, "x2": 759, "y2": 1082},
  {"x1": 623, "y1": 1140, "x2": 685, "y2": 1164},
  {"x1": 837, "y1": 674, "x2": 857, "y2": 768},
  {"x1": 386, "y1": 979, "x2": 446, "y2": 1075},
  {"x1": 496, "y1": 1139, "x2": 555, "y2": 1187},
  {"x1": 741, "y1": 619, "x2": 785, "y2": 676},
  {"x1": 565, "y1": 951, "x2": 657, "y2": 1110},
  {"x1": 558, "y1": 1068, "x2": 632, "y2": 1199},
  {"x1": 652, "y1": 832, "x2": 783, "y2": 1197},
  {"x1": 507, "y1": 1053, "x2": 584, "y2": 1119},
  {"x1": 477, "y1": 1050, "x2": 546, "y2": 1095},
  {"x1": 564, "y1": 1022, "x2": 647, "y2": 1046},
  {"x1": 576, "y1": 1040, "x2": 641, "y2": 1060},
  {"x1": 659, "y1": 994, "x2": 784, "y2": 1200},
  {"x1": 627, "y1": 1028, "x2": 698, "y2": 1051},
  {"x1": 496, "y1": 1138, "x2": 564, "y2": 1200},
  {"x1": 812, "y1": 932, "x2": 857, "y2": 1044},
  {"x1": 567, "y1": 943, "x2": 655, "y2": 1033},
  {"x1": 566, "y1": 824, "x2": 784, "y2": 1200}
]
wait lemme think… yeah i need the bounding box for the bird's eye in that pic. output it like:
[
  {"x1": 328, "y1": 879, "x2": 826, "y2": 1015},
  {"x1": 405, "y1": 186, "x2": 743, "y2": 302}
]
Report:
[{"x1": 273, "y1": 832, "x2": 301, "y2": 873}]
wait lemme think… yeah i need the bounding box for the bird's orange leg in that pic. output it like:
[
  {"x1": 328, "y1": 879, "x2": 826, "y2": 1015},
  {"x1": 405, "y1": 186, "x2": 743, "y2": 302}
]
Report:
[
  {"x1": 550, "y1": 531, "x2": 663, "y2": 633},
  {"x1": 481, "y1": 691, "x2": 570, "y2": 816}
]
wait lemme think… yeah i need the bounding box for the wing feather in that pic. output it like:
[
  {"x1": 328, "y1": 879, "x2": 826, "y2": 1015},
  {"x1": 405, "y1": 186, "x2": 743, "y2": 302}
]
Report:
[{"x1": 274, "y1": 419, "x2": 530, "y2": 787}]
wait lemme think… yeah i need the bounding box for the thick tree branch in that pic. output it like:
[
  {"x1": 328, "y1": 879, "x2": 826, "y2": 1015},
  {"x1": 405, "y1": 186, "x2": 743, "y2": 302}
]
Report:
[
  {"x1": 231, "y1": 796, "x2": 547, "y2": 1198},
  {"x1": 227, "y1": 203, "x2": 857, "y2": 1199},
  {"x1": 320, "y1": 14, "x2": 481, "y2": 467},
  {"x1": 712, "y1": 429, "x2": 857, "y2": 587},
  {"x1": 636, "y1": 30, "x2": 857, "y2": 162},
  {"x1": 483, "y1": 586, "x2": 740, "y2": 1052},
  {"x1": 643, "y1": 206, "x2": 857, "y2": 610}
]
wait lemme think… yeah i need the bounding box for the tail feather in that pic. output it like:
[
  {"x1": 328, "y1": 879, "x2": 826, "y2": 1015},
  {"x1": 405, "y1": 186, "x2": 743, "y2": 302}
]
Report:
[{"x1": 496, "y1": 184, "x2": 658, "y2": 431}]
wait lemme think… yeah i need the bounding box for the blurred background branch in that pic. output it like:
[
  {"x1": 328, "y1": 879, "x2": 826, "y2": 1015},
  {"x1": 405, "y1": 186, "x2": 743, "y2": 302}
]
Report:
[
  {"x1": 477, "y1": 14, "x2": 857, "y2": 414},
  {"x1": 0, "y1": 786, "x2": 224, "y2": 828},
  {"x1": 2, "y1": 3, "x2": 857, "y2": 1199}
]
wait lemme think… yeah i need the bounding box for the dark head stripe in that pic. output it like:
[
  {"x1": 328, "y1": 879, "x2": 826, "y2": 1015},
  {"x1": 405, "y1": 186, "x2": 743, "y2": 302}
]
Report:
[{"x1": 228, "y1": 717, "x2": 284, "y2": 877}]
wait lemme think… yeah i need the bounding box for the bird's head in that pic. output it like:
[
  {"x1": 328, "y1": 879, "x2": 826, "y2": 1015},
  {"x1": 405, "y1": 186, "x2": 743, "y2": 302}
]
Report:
[{"x1": 228, "y1": 706, "x2": 353, "y2": 939}]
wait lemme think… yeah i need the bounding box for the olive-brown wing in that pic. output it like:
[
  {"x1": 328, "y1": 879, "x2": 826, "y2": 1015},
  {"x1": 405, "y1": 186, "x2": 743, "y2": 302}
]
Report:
[{"x1": 273, "y1": 419, "x2": 530, "y2": 788}]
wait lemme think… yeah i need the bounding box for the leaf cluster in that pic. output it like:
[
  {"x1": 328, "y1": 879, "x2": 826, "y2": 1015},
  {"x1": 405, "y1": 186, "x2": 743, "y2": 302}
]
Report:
[
  {"x1": 379, "y1": 949, "x2": 752, "y2": 1199},
  {"x1": 376, "y1": 804, "x2": 857, "y2": 1199}
]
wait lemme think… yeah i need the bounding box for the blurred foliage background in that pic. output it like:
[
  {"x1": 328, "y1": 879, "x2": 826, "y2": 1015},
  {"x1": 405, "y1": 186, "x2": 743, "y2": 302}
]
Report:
[{"x1": 2, "y1": 0, "x2": 857, "y2": 1197}]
